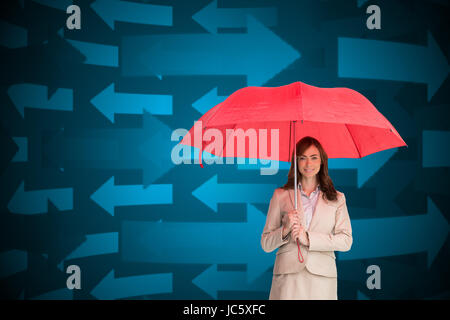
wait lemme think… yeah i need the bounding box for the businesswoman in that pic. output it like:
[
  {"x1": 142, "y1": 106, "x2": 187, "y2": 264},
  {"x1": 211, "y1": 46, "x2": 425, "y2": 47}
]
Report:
[{"x1": 261, "y1": 136, "x2": 353, "y2": 300}]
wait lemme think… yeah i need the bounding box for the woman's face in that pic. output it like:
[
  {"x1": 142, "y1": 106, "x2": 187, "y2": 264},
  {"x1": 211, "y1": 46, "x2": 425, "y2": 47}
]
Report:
[{"x1": 297, "y1": 145, "x2": 321, "y2": 178}]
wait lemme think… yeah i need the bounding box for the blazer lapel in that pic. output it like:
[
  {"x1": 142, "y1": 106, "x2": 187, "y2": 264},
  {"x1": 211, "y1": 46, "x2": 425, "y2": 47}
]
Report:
[{"x1": 288, "y1": 187, "x2": 303, "y2": 212}]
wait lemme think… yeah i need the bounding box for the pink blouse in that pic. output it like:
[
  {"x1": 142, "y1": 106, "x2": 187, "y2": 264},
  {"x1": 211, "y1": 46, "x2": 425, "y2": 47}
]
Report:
[{"x1": 298, "y1": 182, "x2": 320, "y2": 230}]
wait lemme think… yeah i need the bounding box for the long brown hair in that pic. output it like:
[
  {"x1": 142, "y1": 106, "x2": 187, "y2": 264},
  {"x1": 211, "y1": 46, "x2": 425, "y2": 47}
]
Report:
[{"x1": 281, "y1": 136, "x2": 338, "y2": 202}]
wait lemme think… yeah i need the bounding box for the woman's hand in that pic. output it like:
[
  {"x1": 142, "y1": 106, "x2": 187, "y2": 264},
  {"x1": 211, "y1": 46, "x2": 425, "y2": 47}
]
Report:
[
  {"x1": 292, "y1": 224, "x2": 310, "y2": 246},
  {"x1": 282, "y1": 209, "x2": 304, "y2": 237}
]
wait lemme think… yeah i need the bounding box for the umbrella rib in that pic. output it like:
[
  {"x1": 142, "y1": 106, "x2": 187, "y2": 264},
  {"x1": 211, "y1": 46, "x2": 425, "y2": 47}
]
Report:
[
  {"x1": 299, "y1": 82, "x2": 304, "y2": 120},
  {"x1": 218, "y1": 123, "x2": 237, "y2": 160},
  {"x1": 344, "y1": 123, "x2": 362, "y2": 158},
  {"x1": 289, "y1": 121, "x2": 292, "y2": 163}
]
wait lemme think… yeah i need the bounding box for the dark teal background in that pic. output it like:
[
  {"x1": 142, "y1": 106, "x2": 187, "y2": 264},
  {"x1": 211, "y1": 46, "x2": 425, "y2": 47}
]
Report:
[{"x1": 0, "y1": 0, "x2": 449, "y2": 300}]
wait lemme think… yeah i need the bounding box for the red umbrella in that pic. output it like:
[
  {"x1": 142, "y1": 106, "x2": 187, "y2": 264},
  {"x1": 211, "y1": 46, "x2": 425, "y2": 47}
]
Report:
[
  {"x1": 179, "y1": 81, "x2": 407, "y2": 261},
  {"x1": 181, "y1": 81, "x2": 407, "y2": 165}
]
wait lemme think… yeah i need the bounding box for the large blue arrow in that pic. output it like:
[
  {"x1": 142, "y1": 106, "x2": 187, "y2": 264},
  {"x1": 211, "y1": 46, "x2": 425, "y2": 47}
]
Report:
[
  {"x1": 422, "y1": 130, "x2": 450, "y2": 167},
  {"x1": 237, "y1": 160, "x2": 290, "y2": 171},
  {"x1": 338, "y1": 198, "x2": 448, "y2": 268},
  {"x1": 42, "y1": 112, "x2": 175, "y2": 187},
  {"x1": 65, "y1": 232, "x2": 118, "y2": 261},
  {"x1": 192, "y1": 0, "x2": 277, "y2": 34},
  {"x1": 66, "y1": 39, "x2": 118, "y2": 67},
  {"x1": 0, "y1": 250, "x2": 27, "y2": 278},
  {"x1": 176, "y1": 146, "x2": 225, "y2": 165},
  {"x1": 139, "y1": 113, "x2": 177, "y2": 187},
  {"x1": 339, "y1": 259, "x2": 423, "y2": 299},
  {"x1": 90, "y1": 0, "x2": 172, "y2": 30},
  {"x1": 44, "y1": 128, "x2": 122, "y2": 167},
  {"x1": 192, "y1": 174, "x2": 277, "y2": 212},
  {"x1": 357, "y1": 0, "x2": 369, "y2": 8},
  {"x1": 328, "y1": 149, "x2": 397, "y2": 188},
  {"x1": 121, "y1": 204, "x2": 275, "y2": 283},
  {"x1": 32, "y1": 0, "x2": 72, "y2": 11},
  {"x1": 192, "y1": 264, "x2": 268, "y2": 299},
  {"x1": 11, "y1": 137, "x2": 28, "y2": 162},
  {"x1": 7, "y1": 84, "x2": 73, "y2": 118},
  {"x1": 31, "y1": 288, "x2": 73, "y2": 300},
  {"x1": 357, "y1": 290, "x2": 370, "y2": 300},
  {"x1": 91, "y1": 270, "x2": 173, "y2": 300},
  {"x1": 237, "y1": 149, "x2": 397, "y2": 188},
  {"x1": 192, "y1": 87, "x2": 226, "y2": 115},
  {"x1": 0, "y1": 20, "x2": 27, "y2": 48},
  {"x1": 90, "y1": 177, "x2": 173, "y2": 215},
  {"x1": 338, "y1": 32, "x2": 449, "y2": 101},
  {"x1": 90, "y1": 83, "x2": 172, "y2": 123},
  {"x1": 121, "y1": 15, "x2": 300, "y2": 86},
  {"x1": 8, "y1": 181, "x2": 73, "y2": 214}
]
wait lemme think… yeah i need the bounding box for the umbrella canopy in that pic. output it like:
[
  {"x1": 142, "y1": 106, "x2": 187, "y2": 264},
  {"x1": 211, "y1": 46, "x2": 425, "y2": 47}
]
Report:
[{"x1": 180, "y1": 81, "x2": 407, "y2": 165}]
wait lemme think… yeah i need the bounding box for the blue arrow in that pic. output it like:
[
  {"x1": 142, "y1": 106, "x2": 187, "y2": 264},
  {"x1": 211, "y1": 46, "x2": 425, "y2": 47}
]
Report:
[
  {"x1": 65, "y1": 232, "x2": 118, "y2": 261},
  {"x1": 192, "y1": 0, "x2": 277, "y2": 34},
  {"x1": 381, "y1": 260, "x2": 421, "y2": 298},
  {"x1": 66, "y1": 39, "x2": 118, "y2": 67},
  {"x1": 91, "y1": 83, "x2": 172, "y2": 123},
  {"x1": 328, "y1": 149, "x2": 397, "y2": 188},
  {"x1": 90, "y1": 0, "x2": 172, "y2": 30},
  {"x1": 237, "y1": 149, "x2": 397, "y2": 188},
  {"x1": 0, "y1": 250, "x2": 27, "y2": 278},
  {"x1": 32, "y1": 0, "x2": 72, "y2": 11},
  {"x1": 422, "y1": 130, "x2": 450, "y2": 167},
  {"x1": 121, "y1": 204, "x2": 275, "y2": 283},
  {"x1": 43, "y1": 113, "x2": 174, "y2": 188},
  {"x1": 90, "y1": 177, "x2": 172, "y2": 215},
  {"x1": 339, "y1": 259, "x2": 421, "y2": 298},
  {"x1": 192, "y1": 87, "x2": 226, "y2": 115},
  {"x1": 176, "y1": 145, "x2": 222, "y2": 164},
  {"x1": 7, "y1": 84, "x2": 73, "y2": 118},
  {"x1": 193, "y1": 265, "x2": 245, "y2": 299},
  {"x1": 357, "y1": 290, "x2": 370, "y2": 300},
  {"x1": 192, "y1": 174, "x2": 277, "y2": 212},
  {"x1": 121, "y1": 15, "x2": 300, "y2": 86},
  {"x1": 44, "y1": 130, "x2": 121, "y2": 167},
  {"x1": 31, "y1": 288, "x2": 73, "y2": 300},
  {"x1": 8, "y1": 181, "x2": 73, "y2": 214},
  {"x1": 357, "y1": 0, "x2": 369, "y2": 8},
  {"x1": 192, "y1": 264, "x2": 268, "y2": 299},
  {"x1": 12, "y1": 137, "x2": 28, "y2": 162},
  {"x1": 44, "y1": 125, "x2": 142, "y2": 169},
  {"x1": 0, "y1": 20, "x2": 27, "y2": 48},
  {"x1": 139, "y1": 113, "x2": 177, "y2": 187},
  {"x1": 237, "y1": 160, "x2": 290, "y2": 171},
  {"x1": 91, "y1": 270, "x2": 173, "y2": 300},
  {"x1": 338, "y1": 32, "x2": 449, "y2": 101},
  {"x1": 338, "y1": 198, "x2": 449, "y2": 268}
]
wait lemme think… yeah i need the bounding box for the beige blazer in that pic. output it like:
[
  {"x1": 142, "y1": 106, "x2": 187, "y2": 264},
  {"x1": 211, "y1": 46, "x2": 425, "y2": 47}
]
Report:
[{"x1": 261, "y1": 187, "x2": 353, "y2": 277}]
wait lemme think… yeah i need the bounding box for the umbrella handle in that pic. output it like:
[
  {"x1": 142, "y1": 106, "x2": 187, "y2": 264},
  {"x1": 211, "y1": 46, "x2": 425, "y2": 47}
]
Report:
[
  {"x1": 292, "y1": 121, "x2": 305, "y2": 263},
  {"x1": 293, "y1": 120, "x2": 304, "y2": 264}
]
